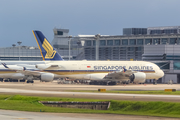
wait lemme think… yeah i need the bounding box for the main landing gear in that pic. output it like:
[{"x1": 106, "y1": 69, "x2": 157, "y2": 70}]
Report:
[{"x1": 89, "y1": 81, "x2": 117, "y2": 85}]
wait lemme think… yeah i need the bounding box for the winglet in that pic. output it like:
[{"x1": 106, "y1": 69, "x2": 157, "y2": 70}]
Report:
[
  {"x1": 1, "y1": 63, "x2": 8, "y2": 68},
  {"x1": 32, "y1": 30, "x2": 63, "y2": 61},
  {"x1": 23, "y1": 67, "x2": 26, "y2": 71},
  {"x1": 1, "y1": 63, "x2": 27, "y2": 71},
  {"x1": 123, "y1": 67, "x2": 127, "y2": 73}
]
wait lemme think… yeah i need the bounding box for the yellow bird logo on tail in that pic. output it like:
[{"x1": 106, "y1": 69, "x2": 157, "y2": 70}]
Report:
[{"x1": 42, "y1": 38, "x2": 56, "y2": 59}]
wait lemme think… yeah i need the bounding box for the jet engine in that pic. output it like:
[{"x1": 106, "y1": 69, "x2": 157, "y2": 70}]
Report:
[
  {"x1": 130, "y1": 72, "x2": 146, "y2": 83},
  {"x1": 40, "y1": 73, "x2": 54, "y2": 82}
]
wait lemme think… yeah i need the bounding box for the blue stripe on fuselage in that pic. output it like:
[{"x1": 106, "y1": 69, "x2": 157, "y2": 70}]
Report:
[{"x1": 44, "y1": 70, "x2": 155, "y2": 72}]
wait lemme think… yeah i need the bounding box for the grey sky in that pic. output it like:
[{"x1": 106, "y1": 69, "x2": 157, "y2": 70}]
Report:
[{"x1": 0, "y1": 0, "x2": 180, "y2": 47}]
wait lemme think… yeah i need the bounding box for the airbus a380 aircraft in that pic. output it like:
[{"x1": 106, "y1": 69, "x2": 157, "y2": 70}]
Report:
[
  {"x1": 30, "y1": 30, "x2": 164, "y2": 83},
  {"x1": 0, "y1": 61, "x2": 44, "y2": 81}
]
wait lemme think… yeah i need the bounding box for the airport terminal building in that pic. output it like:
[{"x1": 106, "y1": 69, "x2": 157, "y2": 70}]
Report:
[
  {"x1": 80, "y1": 26, "x2": 180, "y2": 61},
  {"x1": 0, "y1": 46, "x2": 42, "y2": 61},
  {"x1": 75, "y1": 26, "x2": 180, "y2": 84},
  {"x1": 1, "y1": 26, "x2": 180, "y2": 83}
]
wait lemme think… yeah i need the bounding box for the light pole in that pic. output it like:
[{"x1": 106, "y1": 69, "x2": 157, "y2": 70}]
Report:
[
  {"x1": 12, "y1": 44, "x2": 16, "y2": 57},
  {"x1": 68, "y1": 36, "x2": 72, "y2": 60},
  {"x1": 17, "y1": 41, "x2": 22, "y2": 61},
  {"x1": 77, "y1": 40, "x2": 81, "y2": 55},
  {"x1": 95, "y1": 34, "x2": 100, "y2": 61}
]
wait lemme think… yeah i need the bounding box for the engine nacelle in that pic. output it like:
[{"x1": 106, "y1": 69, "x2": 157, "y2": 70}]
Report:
[
  {"x1": 130, "y1": 72, "x2": 146, "y2": 83},
  {"x1": 40, "y1": 73, "x2": 54, "y2": 82},
  {"x1": 35, "y1": 64, "x2": 51, "y2": 70}
]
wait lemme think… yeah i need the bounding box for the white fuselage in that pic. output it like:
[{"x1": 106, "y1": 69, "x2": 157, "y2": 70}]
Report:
[
  {"x1": 0, "y1": 60, "x2": 164, "y2": 82},
  {"x1": 44, "y1": 61, "x2": 164, "y2": 81}
]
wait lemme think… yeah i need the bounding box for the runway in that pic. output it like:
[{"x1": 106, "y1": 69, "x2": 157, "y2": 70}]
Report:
[
  {"x1": 1, "y1": 87, "x2": 180, "y2": 98},
  {"x1": 0, "y1": 82, "x2": 180, "y2": 102},
  {"x1": 0, "y1": 81, "x2": 179, "y2": 91},
  {"x1": 0, "y1": 109, "x2": 179, "y2": 120},
  {"x1": 1, "y1": 82, "x2": 180, "y2": 119}
]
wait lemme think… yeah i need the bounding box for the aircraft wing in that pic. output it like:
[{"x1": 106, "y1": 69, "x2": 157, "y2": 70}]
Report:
[
  {"x1": 81, "y1": 67, "x2": 137, "y2": 81},
  {"x1": 1, "y1": 63, "x2": 42, "y2": 77},
  {"x1": 17, "y1": 70, "x2": 42, "y2": 77},
  {"x1": 104, "y1": 68, "x2": 137, "y2": 80},
  {"x1": 1, "y1": 63, "x2": 55, "y2": 82},
  {"x1": 101, "y1": 67, "x2": 147, "y2": 83}
]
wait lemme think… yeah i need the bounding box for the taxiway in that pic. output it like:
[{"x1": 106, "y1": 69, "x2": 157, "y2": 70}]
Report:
[{"x1": 0, "y1": 82, "x2": 180, "y2": 102}]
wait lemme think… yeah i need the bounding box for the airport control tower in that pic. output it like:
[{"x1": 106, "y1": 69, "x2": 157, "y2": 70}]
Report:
[
  {"x1": 52, "y1": 28, "x2": 70, "y2": 49},
  {"x1": 51, "y1": 28, "x2": 83, "y2": 60}
]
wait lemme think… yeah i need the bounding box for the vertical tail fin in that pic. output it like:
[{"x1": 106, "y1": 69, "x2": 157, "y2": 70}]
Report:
[{"x1": 32, "y1": 30, "x2": 63, "y2": 61}]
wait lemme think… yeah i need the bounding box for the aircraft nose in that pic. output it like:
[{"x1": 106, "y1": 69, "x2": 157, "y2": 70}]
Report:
[{"x1": 159, "y1": 70, "x2": 164, "y2": 78}]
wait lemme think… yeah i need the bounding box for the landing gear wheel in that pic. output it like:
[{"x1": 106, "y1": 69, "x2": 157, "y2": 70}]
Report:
[{"x1": 27, "y1": 80, "x2": 34, "y2": 83}]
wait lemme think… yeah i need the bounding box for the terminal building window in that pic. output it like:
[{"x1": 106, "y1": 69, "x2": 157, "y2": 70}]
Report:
[
  {"x1": 128, "y1": 47, "x2": 134, "y2": 51},
  {"x1": 170, "y1": 38, "x2": 176, "y2": 44},
  {"x1": 114, "y1": 40, "x2": 120, "y2": 45},
  {"x1": 178, "y1": 38, "x2": 180, "y2": 44},
  {"x1": 100, "y1": 40, "x2": 106, "y2": 46},
  {"x1": 122, "y1": 39, "x2": 128, "y2": 45},
  {"x1": 129, "y1": 39, "x2": 136, "y2": 45},
  {"x1": 57, "y1": 31, "x2": 63, "y2": 35},
  {"x1": 153, "y1": 38, "x2": 160, "y2": 45},
  {"x1": 161, "y1": 38, "x2": 168, "y2": 44},
  {"x1": 86, "y1": 40, "x2": 91, "y2": 46},
  {"x1": 107, "y1": 40, "x2": 113, "y2": 46},
  {"x1": 93, "y1": 40, "x2": 96, "y2": 46},
  {"x1": 155, "y1": 62, "x2": 170, "y2": 69},
  {"x1": 137, "y1": 39, "x2": 143, "y2": 45},
  {"x1": 150, "y1": 30, "x2": 161, "y2": 34},
  {"x1": 174, "y1": 62, "x2": 180, "y2": 70},
  {"x1": 145, "y1": 39, "x2": 152, "y2": 45},
  {"x1": 164, "y1": 29, "x2": 177, "y2": 34},
  {"x1": 136, "y1": 47, "x2": 142, "y2": 51},
  {"x1": 150, "y1": 29, "x2": 177, "y2": 34}
]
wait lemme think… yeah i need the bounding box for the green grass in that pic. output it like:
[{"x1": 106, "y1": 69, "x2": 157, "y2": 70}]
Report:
[
  {"x1": 1, "y1": 94, "x2": 180, "y2": 118},
  {"x1": 66, "y1": 90, "x2": 180, "y2": 95}
]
